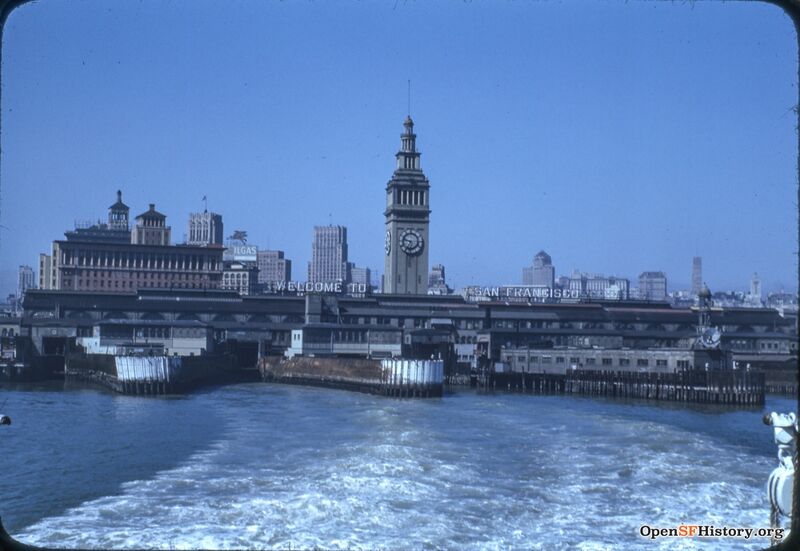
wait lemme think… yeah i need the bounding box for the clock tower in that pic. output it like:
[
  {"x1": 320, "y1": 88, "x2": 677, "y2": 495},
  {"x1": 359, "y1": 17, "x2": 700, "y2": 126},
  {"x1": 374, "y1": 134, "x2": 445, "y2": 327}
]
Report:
[{"x1": 384, "y1": 116, "x2": 430, "y2": 294}]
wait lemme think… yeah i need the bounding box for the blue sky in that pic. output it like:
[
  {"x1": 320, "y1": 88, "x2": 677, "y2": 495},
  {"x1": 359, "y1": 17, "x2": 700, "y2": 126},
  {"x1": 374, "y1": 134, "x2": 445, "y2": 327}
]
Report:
[{"x1": 0, "y1": 0, "x2": 797, "y2": 294}]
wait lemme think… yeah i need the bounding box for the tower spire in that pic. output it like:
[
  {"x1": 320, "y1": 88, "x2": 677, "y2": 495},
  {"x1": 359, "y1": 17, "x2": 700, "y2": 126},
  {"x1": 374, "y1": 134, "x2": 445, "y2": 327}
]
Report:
[{"x1": 408, "y1": 79, "x2": 411, "y2": 117}]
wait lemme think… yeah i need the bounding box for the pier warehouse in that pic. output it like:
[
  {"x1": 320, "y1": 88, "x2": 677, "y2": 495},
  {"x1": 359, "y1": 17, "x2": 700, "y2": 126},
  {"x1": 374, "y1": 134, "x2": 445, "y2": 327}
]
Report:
[{"x1": 17, "y1": 288, "x2": 797, "y2": 381}]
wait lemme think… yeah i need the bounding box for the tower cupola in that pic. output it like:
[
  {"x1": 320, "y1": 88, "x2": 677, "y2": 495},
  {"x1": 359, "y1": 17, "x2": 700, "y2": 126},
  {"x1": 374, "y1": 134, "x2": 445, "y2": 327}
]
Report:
[
  {"x1": 396, "y1": 116, "x2": 420, "y2": 171},
  {"x1": 108, "y1": 189, "x2": 130, "y2": 230}
]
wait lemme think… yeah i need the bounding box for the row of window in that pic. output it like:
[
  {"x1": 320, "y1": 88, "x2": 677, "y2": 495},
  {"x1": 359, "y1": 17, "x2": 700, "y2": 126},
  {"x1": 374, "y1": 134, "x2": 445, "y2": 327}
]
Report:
[
  {"x1": 223, "y1": 273, "x2": 250, "y2": 281},
  {"x1": 71, "y1": 279, "x2": 213, "y2": 290},
  {"x1": 395, "y1": 189, "x2": 426, "y2": 205},
  {"x1": 334, "y1": 331, "x2": 368, "y2": 343},
  {"x1": 331, "y1": 315, "x2": 791, "y2": 337},
  {"x1": 340, "y1": 316, "x2": 428, "y2": 328},
  {"x1": 77, "y1": 270, "x2": 209, "y2": 278},
  {"x1": 65, "y1": 253, "x2": 217, "y2": 270},
  {"x1": 506, "y1": 355, "x2": 674, "y2": 368},
  {"x1": 100, "y1": 327, "x2": 207, "y2": 339},
  {"x1": 492, "y1": 320, "x2": 676, "y2": 331},
  {"x1": 396, "y1": 154, "x2": 420, "y2": 170},
  {"x1": 760, "y1": 341, "x2": 789, "y2": 350},
  {"x1": 295, "y1": 330, "x2": 402, "y2": 345}
]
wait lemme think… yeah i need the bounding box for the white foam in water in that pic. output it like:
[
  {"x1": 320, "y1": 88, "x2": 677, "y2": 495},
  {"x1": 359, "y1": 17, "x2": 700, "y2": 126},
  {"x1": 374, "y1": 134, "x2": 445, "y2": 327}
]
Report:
[{"x1": 13, "y1": 388, "x2": 783, "y2": 550}]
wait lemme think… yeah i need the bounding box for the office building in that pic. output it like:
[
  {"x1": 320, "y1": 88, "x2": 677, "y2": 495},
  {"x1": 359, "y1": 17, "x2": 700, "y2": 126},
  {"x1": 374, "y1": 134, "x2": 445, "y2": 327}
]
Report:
[
  {"x1": 428, "y1": 264, "x2": 450, "y2": 295},
  {"x1": 48, "y1": 243, "x2": 61, "y2": 290},
  {"x1": 51, "y1": 191, "x2": 223, "y2": 293},
  {"x1": 308, "y1": 225, "x2": 349, "y2": 284},
  {"x1": 18, "y1": 265, "x2": 35, "y2": 300},
  {"x1": 638, "y1": 271, "x2": 668, "y2": 301},
  {"x1": 187, "y1": 211, "x2": 224, "y2": 246},
  {"x1": 351, "y1": 265, "x2": 372, "y2": 288},
  {"x1": 691, "y1": 257, "x2": 702, "y2": 296},
  {"x1": 38, "y1": 254, "x2": 52, "y2": 290},
  {"x1": 257, "y1": 250, "x2": 292, "y2": 287},
  {"x1": 523, "y1": 251, "x2": 555, "y2": 288},
  {"x1": 565, "y1": 270, "x2": 630, "y2": 300},
  {"x1": 747, "y1": 272, "x2": 764, "y2": 307},
  {"x1": 222, "y1": 260, "x2": 259, "y2": 296}
]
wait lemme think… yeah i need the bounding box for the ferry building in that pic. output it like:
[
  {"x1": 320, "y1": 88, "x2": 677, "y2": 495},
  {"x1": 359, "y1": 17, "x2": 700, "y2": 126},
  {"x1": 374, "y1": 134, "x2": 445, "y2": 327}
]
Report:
[{"x1": 18, "y1": 286, "x2": 797, "y2": 381}]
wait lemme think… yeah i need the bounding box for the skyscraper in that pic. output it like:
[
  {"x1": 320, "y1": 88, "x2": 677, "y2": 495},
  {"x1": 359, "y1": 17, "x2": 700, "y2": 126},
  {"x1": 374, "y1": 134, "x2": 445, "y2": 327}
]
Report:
[
  {"x1": 38, "y1": 253, "x2": 52, "y2": 290},
  {"x1": 523, "y1": 251, "x2": 555, "y2": 287},
  {"x1": 692, "y1": 257, "x2": 702, "y2": 296},
  {"x1": 748, "y1": 272, "x2": 763, "y2": 307},
  {"x1": 187, "y1": 211, "x2": 224, "y2": 246},
  {"x1": 428, "y1": 264, "x2": 449, "y2": 295},
  {"x1": 18, "y1": 265, "x2": 35, "y2": 299},
  {"x1": 383, "y1": 116, "x2": 431, "y2": 294},
  {"x1": 308, "y1": 225, "x2": 349, "y2": 284}
]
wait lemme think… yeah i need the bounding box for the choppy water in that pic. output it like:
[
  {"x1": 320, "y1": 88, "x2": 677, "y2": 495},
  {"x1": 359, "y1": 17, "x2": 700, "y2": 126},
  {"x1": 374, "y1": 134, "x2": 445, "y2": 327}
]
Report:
[{"x1": 0, "y1": 381, "x2": 794, "y2": 550}]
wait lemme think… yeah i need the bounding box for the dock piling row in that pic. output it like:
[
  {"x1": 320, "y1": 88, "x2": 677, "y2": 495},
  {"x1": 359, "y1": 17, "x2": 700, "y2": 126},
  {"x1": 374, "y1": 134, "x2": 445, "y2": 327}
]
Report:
[{"x1": 484, "y1": 369, "x2": 765, "y2": 405}]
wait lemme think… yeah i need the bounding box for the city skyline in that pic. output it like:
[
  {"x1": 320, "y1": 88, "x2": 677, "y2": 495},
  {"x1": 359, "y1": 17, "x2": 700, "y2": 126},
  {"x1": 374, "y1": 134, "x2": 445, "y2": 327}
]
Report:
[
  {"x1": 0, "y1": 1, "x2": 796, "y2": 295},
  {"x1": 18, "y1": 187, "x2": 794, "y2": 298}
]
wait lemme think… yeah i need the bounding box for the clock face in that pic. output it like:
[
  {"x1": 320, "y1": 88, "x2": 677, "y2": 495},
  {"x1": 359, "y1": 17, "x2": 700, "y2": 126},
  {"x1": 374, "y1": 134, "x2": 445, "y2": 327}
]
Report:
[
  {"x1": 385, "y1": 230, "x2": 391, "y2": 255},
  {"x1": 399, "y1": 229, "x2": 424, "y2": 256},
  {"x1": 699, "y1": 327, "x2": 722, "y2": 349}
]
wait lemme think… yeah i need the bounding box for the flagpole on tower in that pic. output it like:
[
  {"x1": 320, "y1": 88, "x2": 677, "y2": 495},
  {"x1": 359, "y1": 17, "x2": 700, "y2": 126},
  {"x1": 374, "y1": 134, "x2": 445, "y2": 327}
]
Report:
[{"x1": 202, "y1": 195, "x2": 207, "y2": 213}]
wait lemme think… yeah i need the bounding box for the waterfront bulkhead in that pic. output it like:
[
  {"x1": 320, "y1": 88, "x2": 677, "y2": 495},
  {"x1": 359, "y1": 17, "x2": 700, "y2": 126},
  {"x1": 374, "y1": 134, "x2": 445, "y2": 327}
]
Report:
[{"x1": 11, "y1": 288, "x2": 795, "y2": 380}]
